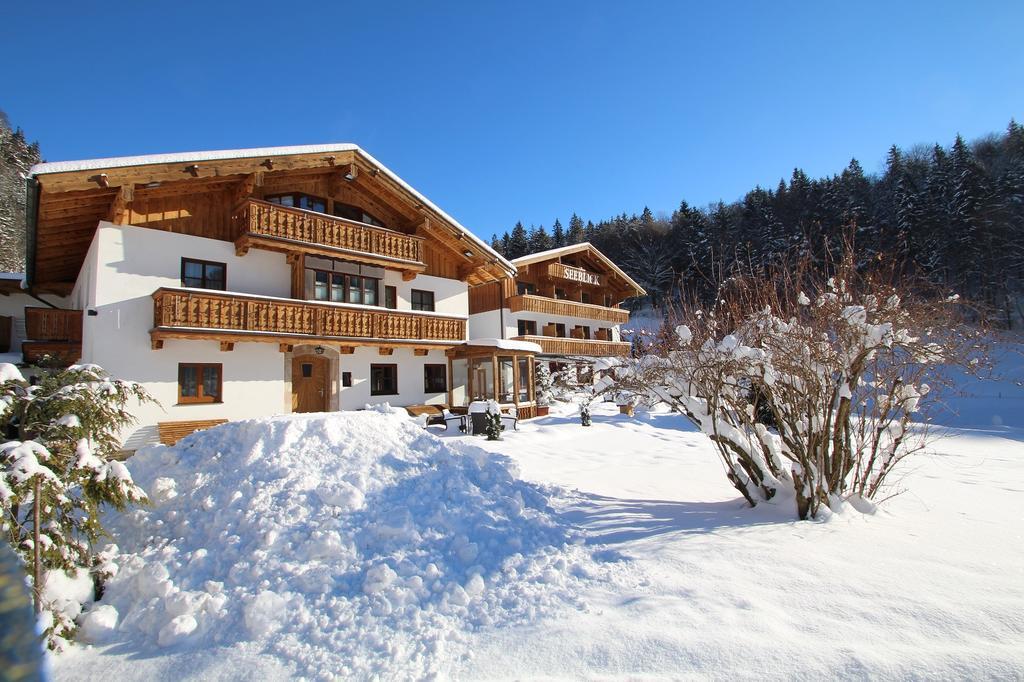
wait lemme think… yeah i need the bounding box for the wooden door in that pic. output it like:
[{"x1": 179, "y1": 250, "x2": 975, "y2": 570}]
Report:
[{"x1": 292, "y1": 356, "x2": 328, "y2": 412}]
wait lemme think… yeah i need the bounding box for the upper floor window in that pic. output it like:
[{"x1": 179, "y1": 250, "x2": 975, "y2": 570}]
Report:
[
  {"x1": 333, "y1": 202, "x2": 386, "y2": 228},
  {"x1": 555, "y1": 288, "x2": 567, "y2": 300},
  {"x1": 309, "y1": 269, "x2": 379, "y2": 305},
  {"x1": 266, "y1": 192, "x2": 326, "y2": 214},
  {"x1": 604, "y1": 294, "x2": 613, "y2": 307},
  {"x1": 517, "y1": 282, "x2": 535, "y2": 295},
  {"x1": 517, "y1": 319, "x2": 537, "y2": 336},
  {"x1": 384, "y1": 286, "x2": 397, "y2": 309},
  {"x1": 581, "y1": 292, "x2": 591, "y2": 304},
  {"x1": 181, "y1": 258, "x2": 226, "y2": 290},
  {"x1": 411, "y1": 289, "x2": 435, "y2": 312}
]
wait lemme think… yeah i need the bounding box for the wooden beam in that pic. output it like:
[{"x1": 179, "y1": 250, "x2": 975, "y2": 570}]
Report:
[
  {"x1": 219, "y1": 341, "x2": 234, "y2": 352},
  {"x1": 413, "y1": 348, "x2": 429, "y2": 356},
  {"x1": 402, "y1": 270, "x2": 418, "y2": 281},
  {"x1": 339, "y1": 346, "x2": 355, "y2": 355},
  {"x1": 343, "y1": 163, "x2": 358, "y2": 181},
  {"x1": 107, "y1": 184, "x2": 134, "y2": 224},
  {"x1": 151, "y1": 339, "x2": 164, "y2": 350},
  {"x1": 378, "y1": 347, "x2": 394, "y2": 356},
  {"x1": 279, "y1": 343, "x2": 293, "y2": 353}
]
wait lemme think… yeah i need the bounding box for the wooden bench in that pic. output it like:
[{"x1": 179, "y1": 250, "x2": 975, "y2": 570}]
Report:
[
  {"x1": 404, "y1": 404, "x2": 448, "y2": 425},
  {"x1": 157, "y1": 419, "x2": 227, "y2": 445}
]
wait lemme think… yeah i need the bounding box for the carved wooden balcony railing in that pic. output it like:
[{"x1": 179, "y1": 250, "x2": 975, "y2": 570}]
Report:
[
  {"x1": 546, "y1": 262, "x2": 605, "y2": 287},
  {"x1": 507, "y1": 294, "x2": 628, "y2": 324},
  {"x1": 151, "y1": 288, "x2": 466, "y2": 347},
  {"x1": 233, "y1": 199, "x2": 426, "y2": 274},
  {"x1": 22, "y1": 307, "x2": 83, "y2": 366},
  {"x1": 513, "y1": 334, "x2": 631, "y2": 357}
]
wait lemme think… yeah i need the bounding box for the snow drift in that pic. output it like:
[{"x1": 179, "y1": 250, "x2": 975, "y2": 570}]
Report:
[{"x1": 86, "y1": 406, "x2": 602, "y2": 678}]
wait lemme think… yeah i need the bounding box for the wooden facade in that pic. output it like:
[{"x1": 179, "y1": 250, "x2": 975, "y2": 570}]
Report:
[
  {"x1": 151, "y1": 288, "x2": 466, "y2": 348},
  {"x1": 21, "y1": 307, "x2": 82, "y2": 365},
  {"x1": 30, "y1": 147, "x2": 513, "y2": 292},
  {"x1": 512, "y1": 335, "x2": 632, "y2": 357},
  {"x1": 234, "y1": 199, "x2": 426, "y2": 276},
  {"x1": 507, "y1": 294, "x2": 629, "y2": 324}
]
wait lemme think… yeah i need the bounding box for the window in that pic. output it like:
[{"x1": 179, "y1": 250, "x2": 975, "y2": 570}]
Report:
[
  {"x1": 581, "y1": 292, "x2": 591, "y2": 304},
  {"x1": 552, "y1": 323, "x2": 567, "y2": 338},
  {"x1": 411, "y1": 289, "x2": 435, "y2": 312},
  {"x1": 555, "y1": 288, "x2": 567, "y2": 300},
  {"x1": 604, "y1": 294, "x2": 613, "y2": 307},
  {"x1": 178, "y1": 363, "x2": 222, "y2": 404},
  {"x1": 308, "y1": 269, "x2": 379, "y2": 305},
  {"x1": 517, "y1": 282, "x2": 535, "y2": 295},
  {"x1": 424, "y1": 364, "x2": 447, "y2": 393},
  {"x1": 370, "y1": 364, "x2": 398, "y2": 395},
  {"x1": 517, "y1": 319, "x2": 537, "y2": 336},
  {"x1": 181, "y1": 258, "x2": 226, "y2": 290},
  {"x1": 384, "y1": 286, "x2": 397, "y2": 310},
  {"x1": 573, "y1": 325, "x2": 591, "y2": 340},
  {"x1": 342, "y1": 372, "x2": 352, "y2": 387},
  {"x1": 333, "y1": 202, "x2": 386, "y2": 228},
  {"x1": 301, "y1": 362, "x2": 313, "y2": 378},
  {"x1": 498, "y1": 357, "x2": 515, "y2": 402},
  {"x1": 517, "y1": 357, "x2": 531, "y2": 402},
  {"x1": 267, "y1": 192, "x2": 327, "y2": 214}
]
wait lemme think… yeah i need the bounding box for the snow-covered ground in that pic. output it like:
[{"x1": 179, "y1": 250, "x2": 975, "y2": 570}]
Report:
[{"x1": 53, "y1": 360, "x2": 1024, "y2": 679}]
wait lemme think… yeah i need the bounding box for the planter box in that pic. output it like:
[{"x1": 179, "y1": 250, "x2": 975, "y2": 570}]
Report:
[{"x1": 535, "y1": 405, "x2": 550, "y2": 417}]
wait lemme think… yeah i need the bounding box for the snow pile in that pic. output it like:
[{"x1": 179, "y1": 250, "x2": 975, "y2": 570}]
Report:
[{"x1": 87, "y1": 406, "x2": 601, "y2": 678}]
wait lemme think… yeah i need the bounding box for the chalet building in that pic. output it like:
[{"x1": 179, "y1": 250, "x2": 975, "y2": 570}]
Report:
[
  {"x1": 468, "y1": 243, "x2": 646, "y2": 360},
  {"x1": 20, "y1": 144, "x2": 536, "y2": 447}
]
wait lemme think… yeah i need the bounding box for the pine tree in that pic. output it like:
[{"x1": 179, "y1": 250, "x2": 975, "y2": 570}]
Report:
[
  {"x1": 489, "y1": 234, "x2": 504, "y2": 256},
  {"x1": 528, "y1": 224, "x2": 552, "y2": 254},
  {"x1": 506, "y1": 222, "x2": 529, "y2": 259},
  {"x1": 566, "y1": 214, "x2": 585, "y2": 244},
  {"x1": 1, "y1": 363, "x2": 153, "y2": 646},
  {"x1": 551, "y1": 219, "x2": 565, "y2": 248}
]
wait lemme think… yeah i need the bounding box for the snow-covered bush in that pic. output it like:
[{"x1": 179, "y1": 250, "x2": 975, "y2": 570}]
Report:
[
  {"x1": 0, "y1": 363, "x2": 152, "y2": 646},
  {"x1": 484, "y1": 400, "x2": 503, "y2": 440},
  {"x1": 534, "y1": 362, "x2": 554, "y2": 407},
  {"x1": 617, "y1": 251, "x2": 985, "y2": 519},
  {"x1": 579, "y1": 402, "x2": 592, "y2": 427}
]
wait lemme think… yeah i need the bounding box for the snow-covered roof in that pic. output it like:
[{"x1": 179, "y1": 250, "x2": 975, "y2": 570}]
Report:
[
  {"x1": 463, "y1": 338, "x2": 544, "y2": 353},
  {"x1": 30, "y1": 144, "x2": 514, "y2": 277},
  {"x1": 511, "y1": 242, "x2": 646, "y2": 296}
]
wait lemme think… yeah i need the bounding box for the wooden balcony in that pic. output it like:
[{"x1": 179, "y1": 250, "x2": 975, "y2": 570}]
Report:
[
  {"x1": 151, "y1": 288, "x2": 466, "y2": 348},
  {"x1": 507, "y1": 294, "x2": 629, "y2": 324},
  {"x1": 513, "y1": 334, "x2": 631, "y2": 357},
  {"x1": 233, "y1": 199, "x2": 426, "y2": 275},
  {"x1": 22, "y1": 307, "x2": 83, "y2": 366},
  {"x1": 547, "y1": 262, "x2": 605, "y2": 287}
]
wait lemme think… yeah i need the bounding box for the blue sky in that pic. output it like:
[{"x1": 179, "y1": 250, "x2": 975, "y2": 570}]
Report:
[{"x1": 4, "y1": 1, "x2": 1022, "y2": 242}]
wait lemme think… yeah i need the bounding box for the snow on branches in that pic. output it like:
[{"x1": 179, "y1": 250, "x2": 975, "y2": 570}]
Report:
[
  {"x1": 0, "y1": 363, "x2": 153, "y2": 647},
  {"x1": 616, "y1": 250, "x2": 986, "y2": 519}
]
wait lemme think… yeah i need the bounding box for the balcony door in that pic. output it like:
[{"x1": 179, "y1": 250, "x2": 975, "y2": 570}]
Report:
[{"x1": 292, "y1": 356, "x2": 329, "y2": 412}]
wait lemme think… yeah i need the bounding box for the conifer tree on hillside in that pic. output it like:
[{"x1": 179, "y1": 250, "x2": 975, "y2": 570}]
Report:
[
  {"x1": 551, "y1": 218, "x2": 565, "y2": 248},
  {"x1": 0, "y1": 111, "x2": 41, "y2": 273},
  {"x1": 506, "y1": 222, "x2": 529, "y2": 260},
  {"x1": 528, "y1": 224, "x2": 552, "y2": 253},
  {"x1": 566, "y1": 214, "x2": 585, "y2": 244}
]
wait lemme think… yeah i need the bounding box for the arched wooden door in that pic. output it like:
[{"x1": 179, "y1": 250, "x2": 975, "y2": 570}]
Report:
[{"x1": 292, "y1": 355, "x2": 329, "y2": 412}]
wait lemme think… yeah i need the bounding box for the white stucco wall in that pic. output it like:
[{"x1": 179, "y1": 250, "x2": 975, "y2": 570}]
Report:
[
  {"x1": 79, "y1": 224, "x2": 293, "y2": 447},
  {"x1": 337, "y1": 346, "x2": 450, "y2": 411},
  {"x1": 498, "y1": 309, "x2": 624, "y2": 343},
  {"x1": 467, "y1": 309, "x2": 503, "y2": 340},
  {"x1": 71, "y1": 223, "x2": 465, "y2": 447}
]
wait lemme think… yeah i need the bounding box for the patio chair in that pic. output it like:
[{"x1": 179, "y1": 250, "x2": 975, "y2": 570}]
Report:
[{"x1": 500, "y1": 406, "x2": 519, "y2": 431}]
